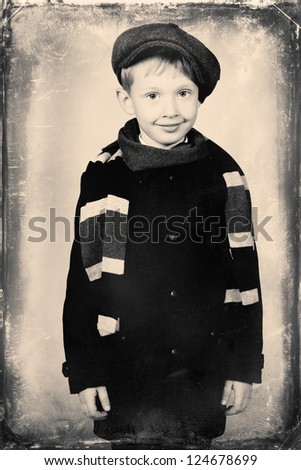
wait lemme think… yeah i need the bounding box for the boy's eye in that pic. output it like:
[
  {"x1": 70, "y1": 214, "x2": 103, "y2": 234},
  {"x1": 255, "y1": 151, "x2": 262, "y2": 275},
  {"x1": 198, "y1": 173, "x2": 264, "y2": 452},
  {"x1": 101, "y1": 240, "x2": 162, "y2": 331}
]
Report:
[
  {"x1": 178, "y1": 90, "x2": 191, "y2": 98},
  {"x1": 146, "y1": 93, "x2": 159, "y2": 100}
]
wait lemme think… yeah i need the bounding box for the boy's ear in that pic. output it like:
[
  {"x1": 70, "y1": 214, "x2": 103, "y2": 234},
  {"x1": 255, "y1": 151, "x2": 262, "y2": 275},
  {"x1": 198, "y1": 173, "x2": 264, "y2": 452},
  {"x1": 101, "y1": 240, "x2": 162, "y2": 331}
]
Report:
[{"x1": 116, "y1": 87, "x2": 135, "y2": 116}]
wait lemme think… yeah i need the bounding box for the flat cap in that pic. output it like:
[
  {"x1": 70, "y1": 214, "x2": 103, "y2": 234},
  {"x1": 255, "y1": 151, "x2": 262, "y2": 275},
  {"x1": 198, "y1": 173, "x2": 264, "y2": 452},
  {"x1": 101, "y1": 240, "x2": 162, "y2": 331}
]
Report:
[{"x1": 111, "y1": 23, "x2": 221, "y2": 103}]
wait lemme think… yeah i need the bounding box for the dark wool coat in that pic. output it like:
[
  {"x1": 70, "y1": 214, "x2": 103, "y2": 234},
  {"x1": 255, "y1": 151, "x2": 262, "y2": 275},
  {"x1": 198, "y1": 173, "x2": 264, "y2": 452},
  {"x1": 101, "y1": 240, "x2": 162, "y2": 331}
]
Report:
[{"x1": 62, "y1": 119, "x2": 263, "y2": 439}]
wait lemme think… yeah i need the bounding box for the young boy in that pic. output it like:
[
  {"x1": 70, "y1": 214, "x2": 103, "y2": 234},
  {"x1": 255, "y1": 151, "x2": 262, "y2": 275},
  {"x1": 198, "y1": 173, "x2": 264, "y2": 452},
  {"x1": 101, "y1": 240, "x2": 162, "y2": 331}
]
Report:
[{"x1": 62, "y1": 23, "x2": 263, "y2": 448}]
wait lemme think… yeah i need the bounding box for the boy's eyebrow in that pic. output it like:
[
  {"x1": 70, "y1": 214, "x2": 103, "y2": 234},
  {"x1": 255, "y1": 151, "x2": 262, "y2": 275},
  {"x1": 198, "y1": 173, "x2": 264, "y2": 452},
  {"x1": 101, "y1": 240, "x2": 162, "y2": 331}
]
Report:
[
  {"x1": 138, "y1": 83, "x2": 197, "y2": 92},
  {"x1": 139, "y1": 86, "x2": 162, "y2": 92}
]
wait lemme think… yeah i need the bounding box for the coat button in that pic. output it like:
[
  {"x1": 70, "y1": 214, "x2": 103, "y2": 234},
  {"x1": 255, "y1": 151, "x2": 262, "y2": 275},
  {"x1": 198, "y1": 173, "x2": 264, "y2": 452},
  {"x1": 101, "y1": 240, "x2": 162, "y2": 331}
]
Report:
[
  {"x1": 171, "y1": 348, "x2": 177, "y2": 355},
  {"x1": 170, "y1": 290, "x2": 178, "y2": 297}
]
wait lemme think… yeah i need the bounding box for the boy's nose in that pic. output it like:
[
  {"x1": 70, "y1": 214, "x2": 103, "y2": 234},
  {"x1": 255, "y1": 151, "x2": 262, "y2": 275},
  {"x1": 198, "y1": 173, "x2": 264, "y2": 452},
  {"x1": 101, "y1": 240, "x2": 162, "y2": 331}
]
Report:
[{"x1": 162, "y1": 97, "x2": 178, "y2": 117}]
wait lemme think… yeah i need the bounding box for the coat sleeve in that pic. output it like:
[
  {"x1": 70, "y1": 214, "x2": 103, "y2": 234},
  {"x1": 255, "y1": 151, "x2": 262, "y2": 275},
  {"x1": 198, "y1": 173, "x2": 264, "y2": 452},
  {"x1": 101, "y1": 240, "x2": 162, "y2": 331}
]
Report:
[
  {"x1": 209, "y1": 140, "x2": 264, "y2": 384},
  {"x1": 62, "y1": 161, "x2": 113, "y2": 394}
]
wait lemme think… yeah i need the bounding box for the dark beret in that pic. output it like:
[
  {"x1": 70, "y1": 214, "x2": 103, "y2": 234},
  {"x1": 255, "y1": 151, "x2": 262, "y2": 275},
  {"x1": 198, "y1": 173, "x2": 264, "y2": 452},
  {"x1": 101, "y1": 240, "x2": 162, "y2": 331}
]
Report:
[{"x1": 111, "y1": 23, "x2": 221, "y2": 103}]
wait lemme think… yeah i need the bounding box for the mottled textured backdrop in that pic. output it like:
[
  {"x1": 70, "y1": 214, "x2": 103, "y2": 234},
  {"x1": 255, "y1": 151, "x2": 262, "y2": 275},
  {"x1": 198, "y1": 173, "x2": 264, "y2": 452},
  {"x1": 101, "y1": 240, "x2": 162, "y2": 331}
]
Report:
[{"x1": 2, "y1": 3, "x2": 300, "y2": 448}]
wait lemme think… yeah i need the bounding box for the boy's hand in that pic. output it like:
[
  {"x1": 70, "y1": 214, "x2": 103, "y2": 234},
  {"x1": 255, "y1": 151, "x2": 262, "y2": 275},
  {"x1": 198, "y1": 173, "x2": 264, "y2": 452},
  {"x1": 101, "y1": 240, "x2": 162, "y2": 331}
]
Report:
[
  {"x1": 221, "y1": 380, "x2": 252, "y2": 416},
  {"x1": 78, "y1": 386, "x2": 111, "y2": 420}
]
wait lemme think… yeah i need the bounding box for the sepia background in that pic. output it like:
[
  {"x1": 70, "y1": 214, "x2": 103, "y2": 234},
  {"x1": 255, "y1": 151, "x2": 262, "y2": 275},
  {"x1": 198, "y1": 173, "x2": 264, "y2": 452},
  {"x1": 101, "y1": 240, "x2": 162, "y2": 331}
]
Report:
[{"x1": 1, "y1": 1, "x2": 300, "y2": 448}]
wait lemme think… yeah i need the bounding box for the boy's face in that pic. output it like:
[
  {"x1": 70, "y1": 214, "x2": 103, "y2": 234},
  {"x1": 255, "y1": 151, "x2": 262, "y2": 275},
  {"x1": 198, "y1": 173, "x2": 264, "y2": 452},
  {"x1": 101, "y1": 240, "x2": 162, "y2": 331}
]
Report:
[{"x1": 121, "y1": 60, "x2": 200, "y2": 148}]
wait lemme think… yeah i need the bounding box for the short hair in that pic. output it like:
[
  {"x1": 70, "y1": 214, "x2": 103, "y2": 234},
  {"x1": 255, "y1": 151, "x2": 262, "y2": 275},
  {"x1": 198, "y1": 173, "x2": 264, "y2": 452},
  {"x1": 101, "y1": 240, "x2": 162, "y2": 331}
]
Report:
[{"x1": 120, "y1": 46, "x2": 198, "y2": 94}]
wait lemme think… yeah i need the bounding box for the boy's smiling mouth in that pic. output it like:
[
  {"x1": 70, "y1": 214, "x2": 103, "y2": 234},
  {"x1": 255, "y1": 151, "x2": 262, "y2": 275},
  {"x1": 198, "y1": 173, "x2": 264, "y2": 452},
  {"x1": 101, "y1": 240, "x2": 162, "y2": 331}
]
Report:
[{"x1": 155, "y1": 121, "x2": 185, "y2": 131}]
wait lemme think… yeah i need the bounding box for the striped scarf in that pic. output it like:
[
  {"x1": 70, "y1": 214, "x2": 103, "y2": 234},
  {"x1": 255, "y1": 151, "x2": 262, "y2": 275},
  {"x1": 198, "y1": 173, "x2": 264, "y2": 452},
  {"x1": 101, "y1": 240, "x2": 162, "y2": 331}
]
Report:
[{"x1": 78, "y1": 119, "x2": 260, "y2": 309}]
